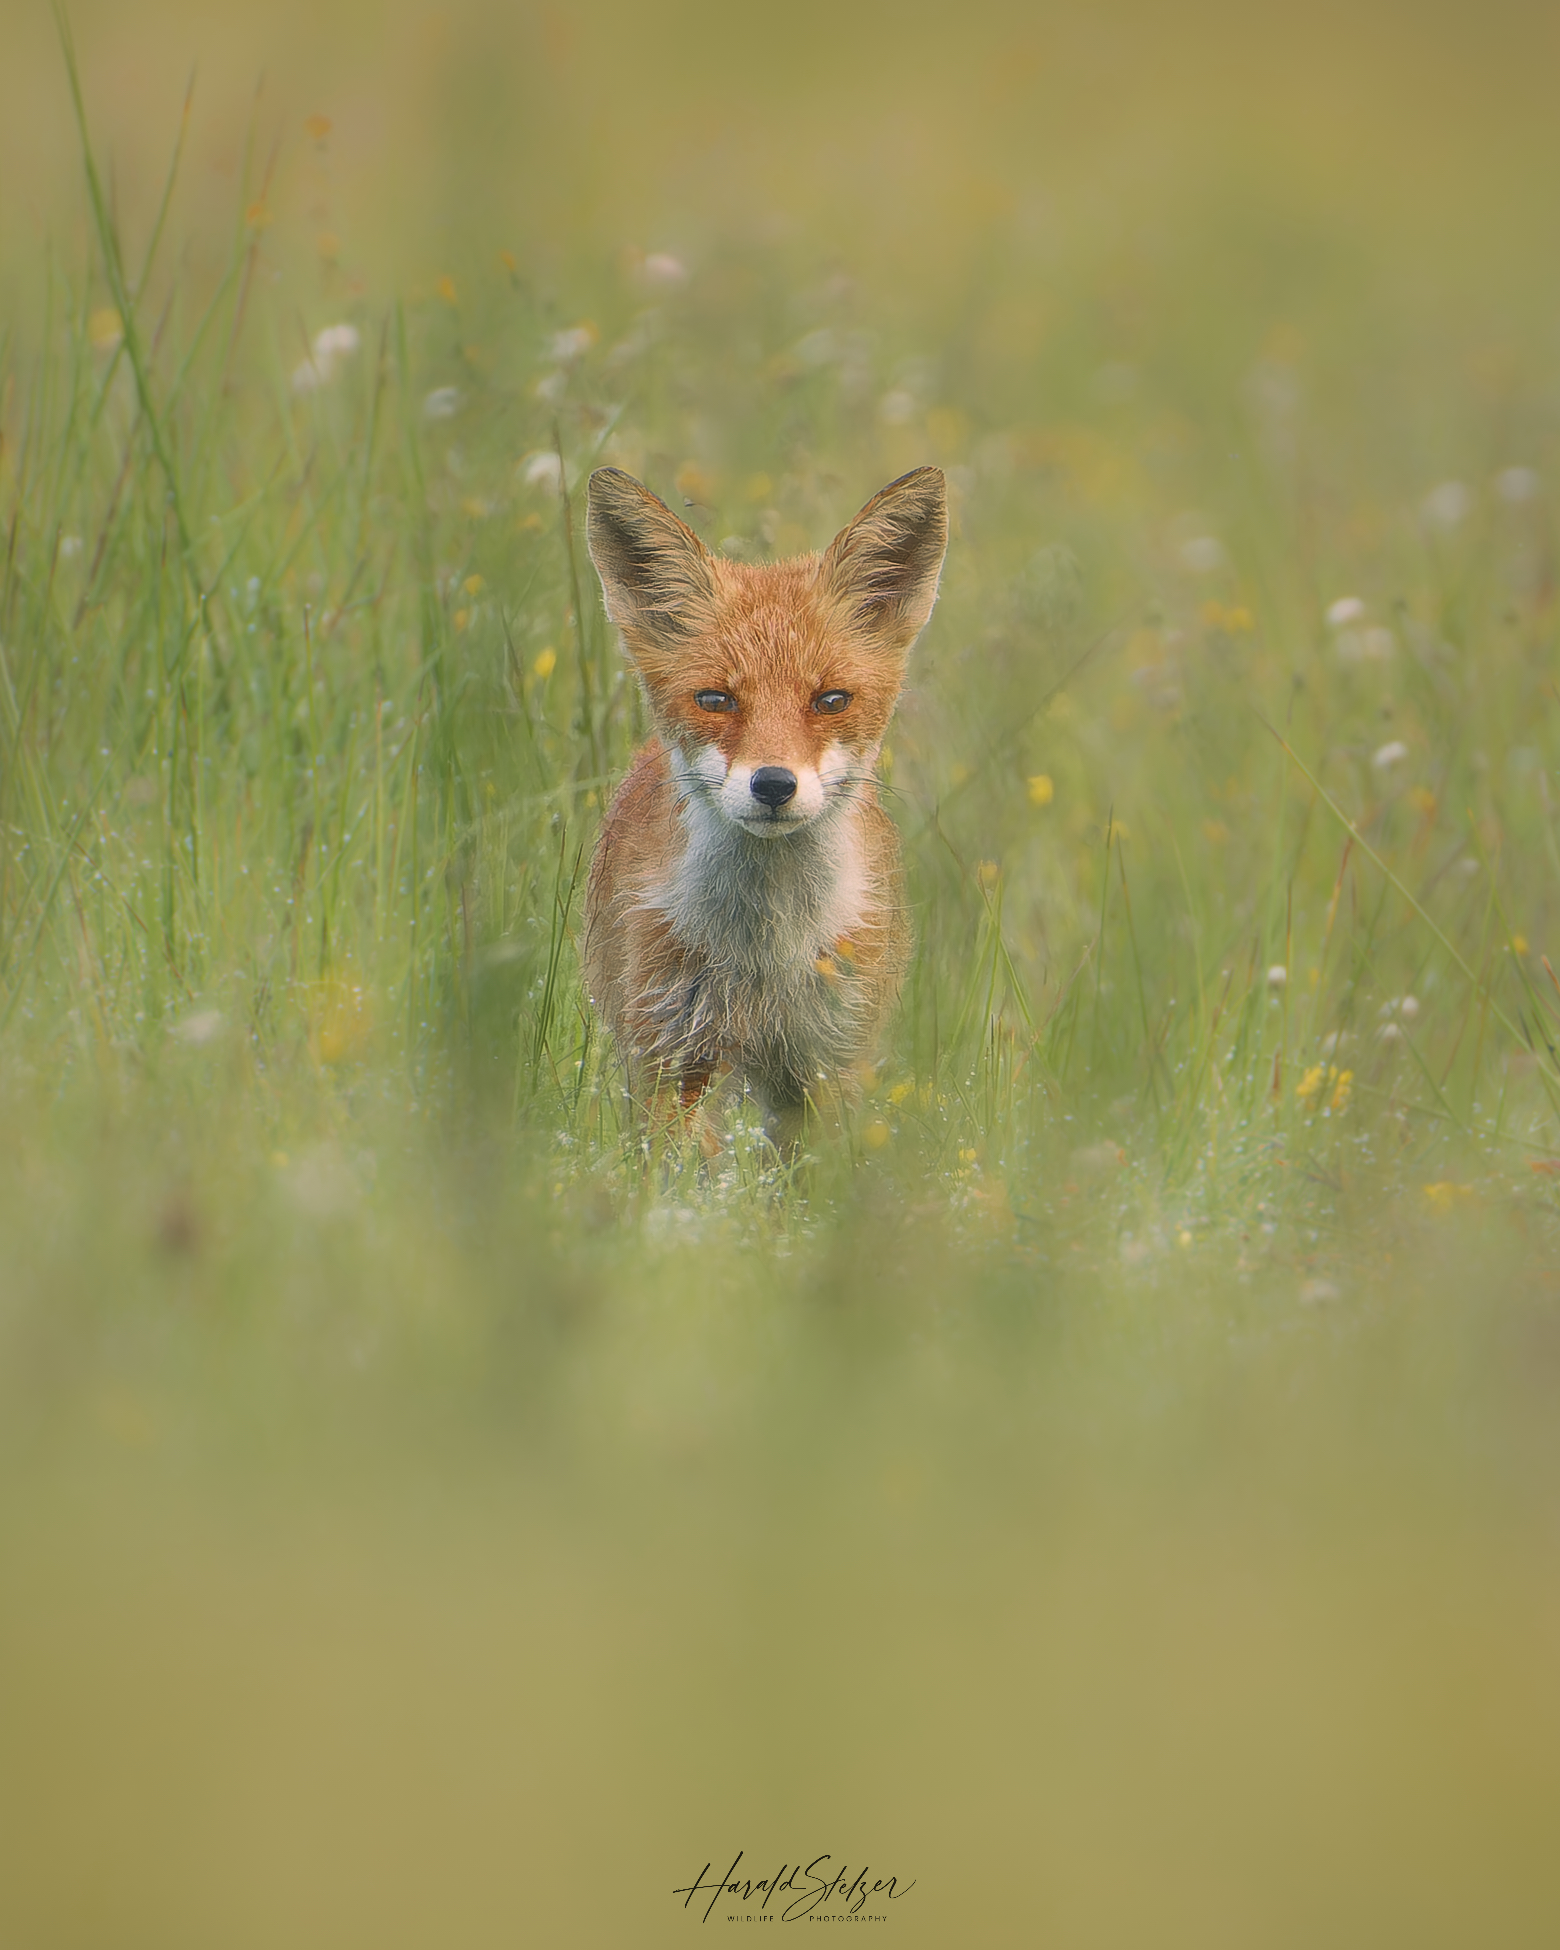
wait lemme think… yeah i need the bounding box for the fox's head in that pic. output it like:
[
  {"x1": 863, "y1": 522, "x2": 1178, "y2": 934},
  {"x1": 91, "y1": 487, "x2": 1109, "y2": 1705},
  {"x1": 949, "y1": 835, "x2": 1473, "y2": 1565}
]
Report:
[{"x1": 587, "y1": 466, "x2": 947, "y2": 838}]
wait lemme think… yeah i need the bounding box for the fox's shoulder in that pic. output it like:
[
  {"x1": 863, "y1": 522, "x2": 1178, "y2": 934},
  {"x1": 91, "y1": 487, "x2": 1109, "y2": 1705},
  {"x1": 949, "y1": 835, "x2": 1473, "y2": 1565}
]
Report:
[
  {"x1": 596, "y1": 737, "x2": 673, "y2": 841},
  {"x1": 588, "y1": 737, "x2": 679, "y2": 902},
  {"x1": 584, "y1": 739, "x2": 680, "y2": 1012}
]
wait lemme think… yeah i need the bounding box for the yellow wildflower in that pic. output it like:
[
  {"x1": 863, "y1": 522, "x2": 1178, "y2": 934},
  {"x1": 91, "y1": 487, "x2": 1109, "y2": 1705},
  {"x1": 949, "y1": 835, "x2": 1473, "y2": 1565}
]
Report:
[
  {"x1": 311, "y1": 974, "x2": 373, "y2": 1065},
  {"x1": 1298, "y1": 1063, "x2": 1352, "y2": 1111},
  {"x1": 863, "y1": 1120, "x2": 891, "y2": 1150},
  {"x1": 532, "y1": 646, "x2": 557, "y2": 680},
  {"x1": 435, "y1": 274, "x2": 458, "y2": 306},
  {"x1": 674, "y1": 459, "x2": 715, "y2": 503},
  {"x1": 1422, "y1": 1182, "x2": 1476, "y2": 1214},
  {"x1": 87, "y1": 307, "x2": 122, "y2": 350},
  {"x1": 976, "y1": 860, "x2": 1001, "y2": 889},
  {"x1": 1027, "y1": 773, "x2": 1055, "y2": 806},
  {"x1": 887, "y1": 1081, "x2": 914, "y2": 1106},
  {"x1": 463, "y1": 574, "x2": 484, "y2": 595}
]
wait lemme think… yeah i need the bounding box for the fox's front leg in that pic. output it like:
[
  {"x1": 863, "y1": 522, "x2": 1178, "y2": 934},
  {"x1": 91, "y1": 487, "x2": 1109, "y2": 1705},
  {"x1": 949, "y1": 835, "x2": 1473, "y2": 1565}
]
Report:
[
  {"x1": 641, "y1": 1064, "x2": 723, "y2": 1162},
  {"x1": 760, "y1": 1066, "x2": 865, "y2": 1159},
  {"x1": 758, "y1": 1091, "x2": 809, "y2": 1158}
]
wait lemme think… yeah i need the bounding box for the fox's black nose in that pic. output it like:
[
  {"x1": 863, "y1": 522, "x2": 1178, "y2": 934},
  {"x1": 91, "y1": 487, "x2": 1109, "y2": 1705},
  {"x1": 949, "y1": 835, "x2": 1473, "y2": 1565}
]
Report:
[{"x1": 750, "y1": 766, "x2": 798, "y2": 810}]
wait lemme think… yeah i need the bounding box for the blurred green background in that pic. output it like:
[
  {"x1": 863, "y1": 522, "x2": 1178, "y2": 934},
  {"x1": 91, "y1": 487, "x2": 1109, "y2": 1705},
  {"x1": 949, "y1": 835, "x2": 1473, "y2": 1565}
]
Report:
[{"x1": 4, "y1": 1, "x2": 1560, "y2": 1943}]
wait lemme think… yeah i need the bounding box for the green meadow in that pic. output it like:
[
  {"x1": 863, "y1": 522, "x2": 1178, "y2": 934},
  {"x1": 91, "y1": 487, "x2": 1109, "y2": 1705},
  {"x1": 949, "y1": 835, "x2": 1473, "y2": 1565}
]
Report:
[{"x1": 4, "y1": 2, "x2": 1560, "y2": 1942}]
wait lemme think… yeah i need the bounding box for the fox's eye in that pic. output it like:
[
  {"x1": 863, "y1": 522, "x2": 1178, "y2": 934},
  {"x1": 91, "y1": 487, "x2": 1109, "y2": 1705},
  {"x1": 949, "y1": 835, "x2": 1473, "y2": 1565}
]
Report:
[
  {"x1": 695, "y1": 690, "x2": 739, "y2": 714},
  {"x1": 814, "y1": 690, "x2": 852, "y2": 715}
]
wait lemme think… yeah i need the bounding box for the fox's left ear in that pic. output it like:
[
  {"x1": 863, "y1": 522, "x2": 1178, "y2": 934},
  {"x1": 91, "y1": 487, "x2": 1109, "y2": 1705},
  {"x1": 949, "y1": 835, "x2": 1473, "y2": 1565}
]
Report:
[{"x1": 820, "y1": 467, "x2": 948, "y2": 655}]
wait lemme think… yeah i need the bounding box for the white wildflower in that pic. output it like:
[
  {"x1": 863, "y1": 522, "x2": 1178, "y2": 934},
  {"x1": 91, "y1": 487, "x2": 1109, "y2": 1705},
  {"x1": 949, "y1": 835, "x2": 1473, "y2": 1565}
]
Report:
[
  {"x1": 315, "y1": 323, "x2": 360, "y2": 361},
  {"x1": 1495, "y1": 466, "x2": 1540, "y2": 503},
  {"x1": 549, "y1": 324, "x2": 597, "y2": 363},
  {"x1": 171, "y1": 1009, "x2": 224, "y2": 1046},
  {"x1": 1267, "y1": 964, "x2": 1288, "y2": 988},
  {"x1": 58, "y1": 534, "x2": 83, "y2": 560},
  {"x1": 1421, "y1": 480, "x2": 1470, "y2": 528},
  {"x1": 291, "y1": 322, "x2": 361, "y2": 393},
  {"x1": 1178, "y1": 535, "x2": 1225, "y2": 573},
  {"x1": 1371, "y1": 739, "x2": 1409, "y2": 771},
  {"x1": 422, "y1": 386, "x2": 461, "y2": 421},
  {"x1": 1299, "y1": 1279, "x2": 1342, "y2": 1306},
  {"x1": 1326, "y1": 595, "x2": 1366, "y2": 626},
  {"x1": 521, "y1": 451, "x2": 564, "y2": 491},
  {"x1": 879, "y1": 389, "x2": 917, "y2": 426},
  {"x1": 641, "y1": 252, "x2": 687, "y2": 288}
]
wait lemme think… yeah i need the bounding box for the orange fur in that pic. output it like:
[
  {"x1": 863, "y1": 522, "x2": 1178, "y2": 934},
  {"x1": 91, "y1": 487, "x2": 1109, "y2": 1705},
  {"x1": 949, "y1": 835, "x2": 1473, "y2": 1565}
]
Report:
[{"x1": 582, "y1": 467, "x2": 947, "y2": 1150}]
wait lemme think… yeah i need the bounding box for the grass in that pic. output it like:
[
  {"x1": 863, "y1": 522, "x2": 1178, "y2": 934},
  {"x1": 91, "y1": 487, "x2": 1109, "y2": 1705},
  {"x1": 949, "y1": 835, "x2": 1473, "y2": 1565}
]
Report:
[{"x1": 4, "y1": 4, "x2": 1560, "y2": 1944}]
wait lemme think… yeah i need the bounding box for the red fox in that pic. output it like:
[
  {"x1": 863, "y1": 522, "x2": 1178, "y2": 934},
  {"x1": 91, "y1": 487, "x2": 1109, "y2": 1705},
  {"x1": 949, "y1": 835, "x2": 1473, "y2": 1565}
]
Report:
[{"x1": 582, "y1": 465, "x2": 948, "y2": 1152}]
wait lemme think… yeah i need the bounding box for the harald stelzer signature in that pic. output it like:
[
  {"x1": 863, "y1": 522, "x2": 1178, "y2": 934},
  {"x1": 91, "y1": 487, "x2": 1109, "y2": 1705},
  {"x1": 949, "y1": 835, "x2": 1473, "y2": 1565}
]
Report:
[{"x1": 675, "y1": 1852, "x2": 916, "y2": 1922}]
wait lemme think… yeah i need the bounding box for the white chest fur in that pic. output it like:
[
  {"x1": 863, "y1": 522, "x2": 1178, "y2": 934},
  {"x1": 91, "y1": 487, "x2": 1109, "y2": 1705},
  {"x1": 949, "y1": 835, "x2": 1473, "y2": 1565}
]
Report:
[
  {"x1": 652, "y1": 792, "x2": 869, "y2": 976},
  {"x1": 635, "y1": 793, "x2": 875, "y2": 1100}
]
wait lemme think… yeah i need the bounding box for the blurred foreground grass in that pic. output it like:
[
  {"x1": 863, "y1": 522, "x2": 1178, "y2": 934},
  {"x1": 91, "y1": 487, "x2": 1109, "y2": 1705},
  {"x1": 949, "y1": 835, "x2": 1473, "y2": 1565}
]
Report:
[{"x1": 5, "y1": 2, "x2": 1560, "y2": 1942}]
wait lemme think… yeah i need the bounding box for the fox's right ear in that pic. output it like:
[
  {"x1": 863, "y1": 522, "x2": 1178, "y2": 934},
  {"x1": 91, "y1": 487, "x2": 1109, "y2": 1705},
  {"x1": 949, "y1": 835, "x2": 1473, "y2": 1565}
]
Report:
[{"x1": 586, "y1": 468, "x2": 716, "y2": 651}]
